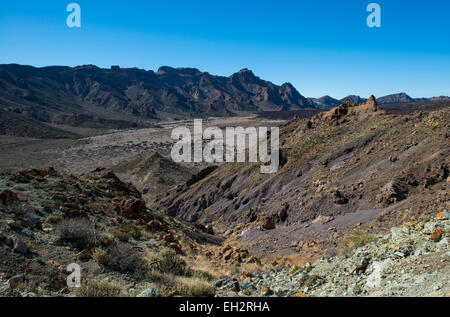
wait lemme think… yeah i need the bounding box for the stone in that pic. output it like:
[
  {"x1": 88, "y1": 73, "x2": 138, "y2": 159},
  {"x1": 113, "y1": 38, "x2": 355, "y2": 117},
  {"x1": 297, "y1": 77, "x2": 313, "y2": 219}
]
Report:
[
  {"x1": 168, "y1": 242, "x2": 183, "y2": 255},
  {"x1": 231, "y1": 280, "x2": 240, "y2": 292},
  {"x1": 436, "y1": 212, "x2": 450, "y2": 220},
  {"x1": 119, "y1": 198, "x2": 146, "y2": 219},
  {"x1": 205, "y1": 224, "x2": 214, "y2": 235},
  {"x1": 164, "y1": 290, "x2": 178, "y2": 297},
  {"x1": 259, "y1": 216, "x2": 275, "y2": 230},
  {"x1": 215, "y1": 279, "x2": 227, "y2": 287},
  {"x1": 333, "y1": 190, "x2": 348, "y2": 205},
  {"x1": 273, "y1": 287, "x2": 289, "y2": 297},
  {"x1": 162, "y1": 233, "x2": 176, "y2": 243},
  {"x1": 312, "y1": 215, "x2": 334, "y2": 225},
  {"x1": 430, "y1": 229, "x2": 444, "y2": 242},
  {"x1": 423, "y1": 222, "x2": 440, "y2": 234},
  {"x1": 137, "y1": 287, "x2": 163, "y2": 297},
  {"x1": 11, "y1": 237, "x2": 28, "y2": 254},
  {"x1": 376, "y1": 179, "x2": 408, "y2": 206},
  {"x1": 391, "y1": 227, "x2": 407, "y2": 244},
  {"x1": 0, "y1": 190, "x2": 19, "y2": 205},
  {"x1": 353, "y1": 257, "x2": 370, "y2": 274},
  {"x1": 146, "y1": 220, "x2": 164, "y2": 232},
  {"x1": 262, "y1": 286, "x2": 273, "y2": 296},
  {"x1": 436, "y1": 238, "x2": 448, "y2": 252}
]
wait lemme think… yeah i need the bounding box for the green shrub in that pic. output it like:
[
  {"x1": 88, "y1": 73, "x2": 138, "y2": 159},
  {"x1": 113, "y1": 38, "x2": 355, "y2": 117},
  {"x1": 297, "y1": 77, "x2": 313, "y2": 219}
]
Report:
[
  {"x1": 290, "y1": 265, "x2": 301, "y2": 275},
  {"x1": 152, "y1": 248, "x2": 187, "y2": 276},
  {"x1": 118, "y1": 223, "x2": 142, "y2": 240},
  {"x1": 110, "y1": 230, "x2": 130, "y2": 242},
  {"x1": 97, "y1": 233, "x2": 117, "y2": 247}
]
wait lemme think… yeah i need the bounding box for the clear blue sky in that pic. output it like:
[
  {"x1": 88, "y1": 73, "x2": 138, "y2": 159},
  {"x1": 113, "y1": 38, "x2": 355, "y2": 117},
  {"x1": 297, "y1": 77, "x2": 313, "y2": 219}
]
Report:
[{"x1": 0, "y1": 0, "x2": 449, "y2": 98}]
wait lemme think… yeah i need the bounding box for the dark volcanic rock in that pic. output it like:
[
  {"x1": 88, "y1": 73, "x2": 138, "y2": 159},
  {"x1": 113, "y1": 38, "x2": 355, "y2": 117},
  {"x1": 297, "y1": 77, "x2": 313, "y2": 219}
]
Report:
[
  {"x1": 0, "y1": 64, "x2": 316, "y2": 126},
  {"x1": 0, "y1": 190, "x2": 20, "y2": 206}
]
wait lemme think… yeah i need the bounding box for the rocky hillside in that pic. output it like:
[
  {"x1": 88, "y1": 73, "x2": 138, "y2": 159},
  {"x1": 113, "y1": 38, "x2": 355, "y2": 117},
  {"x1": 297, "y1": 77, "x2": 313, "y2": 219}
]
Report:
[
  {"x1": 155, "y1": 97, "x2": 449, "y2": 260},
  {"x1": 216, "y1": 213, "x2": 450, "y2": 297},
  {"x1": 111, "y1": 153, "x2": 198, "y2": 204},
  {"x1": 0, "y1": 109, "x2": 80, "y2": 139},
  {"x1": 0, "y1": 96, "x2": 449, "y2": 297},
  {"x1": 0, "y1": 168, "x2": 238, "y2": 297},
  {"x1": 0, "y1": 64, "x2": 315, "y2": 130}
]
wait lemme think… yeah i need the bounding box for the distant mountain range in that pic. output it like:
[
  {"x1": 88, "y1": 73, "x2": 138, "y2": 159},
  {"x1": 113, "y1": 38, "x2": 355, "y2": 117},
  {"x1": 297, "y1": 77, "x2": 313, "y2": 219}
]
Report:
[
  {"x1": 0, "y1": 64, "x2": 315, "y2": 128},
  {"x1": 309, "y1": 93, "x2": 450, "y2": 108},
  {"x1": 0, "y1": 64, "x2": 448, "y2": 133}
]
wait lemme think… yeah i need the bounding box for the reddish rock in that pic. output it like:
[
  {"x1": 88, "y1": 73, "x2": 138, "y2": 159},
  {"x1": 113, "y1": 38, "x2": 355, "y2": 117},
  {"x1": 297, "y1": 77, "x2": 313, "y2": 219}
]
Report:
[
  {"x1": 119, "y1": 198, "x2": 146, "y2": 219},
  {"x1": 262, "y1": 286, "x2": 273, "y2": 296},
  {"x1": 0, "y1": 190, "x2": 19, "y2": 206},
  {"x1": 436, "y1": 212, "x2": 450, "y2": 220},
  {"x1": 430, "y1": 229, "x2": 444, "y2": 242},
  {"x1": 164, "y1": 290, "x2": 178, "y2": 297},
  {"x1": 162, "y1": 233, "x2": 176, "y2": 243},
  {"x1": 231, "y1": 280, "x2": 240, "y2": 292},
  {"x1": 63, "y1": 202, "x2": 80, "y2": 210},
  {"x1": 146, "y1": 220, "x2": 164, "y2": 232}
]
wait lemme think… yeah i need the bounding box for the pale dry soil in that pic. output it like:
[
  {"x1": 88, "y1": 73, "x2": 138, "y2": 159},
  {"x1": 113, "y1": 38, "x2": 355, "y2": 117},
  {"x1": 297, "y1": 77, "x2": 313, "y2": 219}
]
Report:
[{"x1": 0, "y1": 116, "x2": 284, "y2": 175}]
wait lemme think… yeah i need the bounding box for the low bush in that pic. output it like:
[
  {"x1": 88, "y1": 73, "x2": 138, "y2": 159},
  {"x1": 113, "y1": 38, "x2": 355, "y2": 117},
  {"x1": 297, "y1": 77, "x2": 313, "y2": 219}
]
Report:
[
  {"x1": 339, "y1": 229, "x2": 375, "y2": 257},
  {"x1": 56, "y1": 218, "x2": 96, "y2": 249},
  {"x1": 151, "y1": 248, "x2": 187, "y2": 276},
  {"x1": 175, "y1": 277, "x2": 214, "y2": 297},
  {"x1": 45, "y1": 214, "x2": 63, "y2": 224},
  {"x1": 91, "y1": 248, "x2": 107, "y2": 264},
  {"x1": 110, "y1": 230, "x2": 130, "y2": 242},
  {"x1": 102, "y1": 243, "x2": 148, "y2": 280},
  {"x1": 75, "y1": 280, "x2": 122, "y2": 297}
]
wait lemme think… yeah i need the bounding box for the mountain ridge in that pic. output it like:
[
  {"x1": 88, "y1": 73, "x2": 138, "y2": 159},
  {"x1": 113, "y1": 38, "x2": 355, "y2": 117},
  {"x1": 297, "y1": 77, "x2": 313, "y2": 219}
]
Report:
[{"x1": 0, "y1": 64, "x2": 316, "y2": 127}]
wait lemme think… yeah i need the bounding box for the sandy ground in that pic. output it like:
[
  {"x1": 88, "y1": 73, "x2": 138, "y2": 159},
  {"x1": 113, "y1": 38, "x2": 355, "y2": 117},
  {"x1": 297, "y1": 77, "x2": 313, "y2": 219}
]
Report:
[{"x1": 0, "y1": 116, "x2": 284, "y2": 175}]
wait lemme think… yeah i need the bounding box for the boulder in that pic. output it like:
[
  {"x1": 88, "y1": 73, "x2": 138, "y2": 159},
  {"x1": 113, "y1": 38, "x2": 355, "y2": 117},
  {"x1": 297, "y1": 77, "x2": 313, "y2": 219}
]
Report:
[
  {"x1": 119, "y1": 198, "x2": 146, "y2": 219},
  {"x1": 259, "y1": 215, "x2": 275, "y2": 230},
  {"x1": 11, "y1": 237, "x2": 28, "y2": 254},
  {"x1": 137, "y1": 287, "x2": 163, "y2": 297},
  {"x1": 231, "y1": 280, "x2": 240, "y2": 292},
  {"x1": 0, "y1": 190, "x2": 19, "y2": 206}
]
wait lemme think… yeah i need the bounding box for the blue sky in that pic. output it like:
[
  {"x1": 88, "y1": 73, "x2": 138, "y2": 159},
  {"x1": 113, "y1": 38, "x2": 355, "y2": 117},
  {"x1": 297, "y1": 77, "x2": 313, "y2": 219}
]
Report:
[{"x1": 0, "y1": 0, "x2": 449, "y2": 98}]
